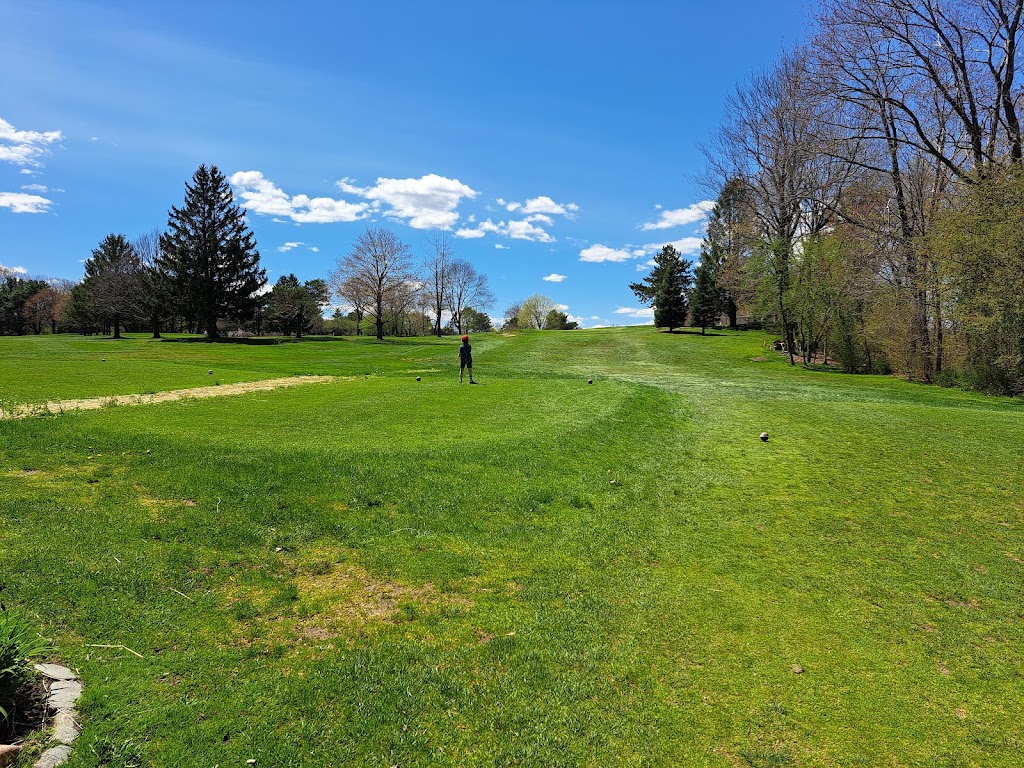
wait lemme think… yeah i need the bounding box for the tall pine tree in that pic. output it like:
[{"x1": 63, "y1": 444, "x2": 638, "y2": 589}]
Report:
[
  {"x1": 159, "y1": 165, "x2": 265, "y2": 338},
  {"x1": 629, "y1": 244, "x2": 692, "y2": 332},
  {"x1": 689, "y1": 258, "x2": 721, "y2": 335}
]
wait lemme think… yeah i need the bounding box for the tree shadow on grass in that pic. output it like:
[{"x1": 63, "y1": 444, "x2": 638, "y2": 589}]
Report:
[{"x1": 661, "y1": 329, "x2": 728, "y2": 336}]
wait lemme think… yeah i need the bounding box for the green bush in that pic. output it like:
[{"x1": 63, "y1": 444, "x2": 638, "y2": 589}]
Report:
[{"x1": 0, "y1": 611, "x2": 50, "y2": 721}]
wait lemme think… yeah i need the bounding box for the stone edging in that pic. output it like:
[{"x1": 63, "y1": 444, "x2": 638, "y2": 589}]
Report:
[{"x1": 31, "y1": 664, "x2": 83, "y2": 768}]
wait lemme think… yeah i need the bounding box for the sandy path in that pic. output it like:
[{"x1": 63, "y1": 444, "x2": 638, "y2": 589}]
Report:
[{"x1": 1, "y1": 375, "x2": 338, "y2": 420}]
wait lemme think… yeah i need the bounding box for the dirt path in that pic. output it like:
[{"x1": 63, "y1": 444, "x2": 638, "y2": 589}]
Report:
[{"x1": 1, "y1": 375, "x2": 338, "y2": 420}]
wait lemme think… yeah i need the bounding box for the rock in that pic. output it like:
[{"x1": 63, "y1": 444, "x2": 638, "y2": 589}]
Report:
[
  {"x1": 34, "y1": 664, "x2": 77, "y2": 681},
  {"x1": 47, "y1": 680, "x2": 83, "y2": 711},
  {"x1": 0, "y1": 745, "x2": 22, "y2": 768},
  {"x1": 52, "y1": 711, "x2": 81, "y2": 744},
  {"x1": 33, "y1": 745, "x2": 72, "y2": 768}
]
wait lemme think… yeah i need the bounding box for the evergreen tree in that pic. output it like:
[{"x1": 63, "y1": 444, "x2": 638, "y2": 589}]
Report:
[
  {"x1": 159, "y1": 165, "x2": 265, "y2": 338},
  {"x1": 268, "y1": 275, "x2": 330, "y2": 338},
  {"x1": 544, "y1": 309, "x2": 579, "y2": 329},
  {"x1": 0, "y1": 275, "x2": 48, "y2": 335},
  {"x1": 82, "y1": 233, "x2": 142, "y2": 339},
  {"x1": 704, "y1": 178, "x2": 752, "y2": 329},
  {"x1": 689, "y1": 258, "x2": 721, "y2": 335},
  {"x1": 460, "y1": 307, "x2": 494, "y2": 333},
  {"x1": 629, "y1": 245, "x2": 692, "y2": 332}
]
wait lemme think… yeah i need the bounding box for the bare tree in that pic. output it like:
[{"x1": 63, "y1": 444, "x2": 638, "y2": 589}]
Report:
[
  {"x1": 809, "y1": 0, "x2": 1024, "y2": 379},
  {"x1": 518, "y1": 294, "x2": 557, "y2": 330},
  {"x1": 817, "y1": 0, "x2": 1023, "y2": 178},
  {"x1": 132, "y1": 229, "x2": 172, "y2": 338},
  {"x1": 421, "y1": 231, "x2": 453, "y2": 336},
  {"x1": 447, "y1": 259, "x2": 495, "y2": 334},
  {"x1": 21, "y1": 285, "x2": 70, "y2": 334},
  {"x1": 331, "y1": 227, "x2": 415, "y2": 340},
  {"x1": 707, "y1": 49, "x2": 855, "y2": 363}
]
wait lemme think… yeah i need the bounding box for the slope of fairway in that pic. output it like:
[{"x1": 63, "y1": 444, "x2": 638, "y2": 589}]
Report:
[{"x1": 1, "y1": 328, "x2": 1022, "y2": 766}]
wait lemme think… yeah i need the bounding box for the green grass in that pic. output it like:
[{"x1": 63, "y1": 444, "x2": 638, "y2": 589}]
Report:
[{"x1": 1, "y1": 329, "x2": 1022, "y2": 766}]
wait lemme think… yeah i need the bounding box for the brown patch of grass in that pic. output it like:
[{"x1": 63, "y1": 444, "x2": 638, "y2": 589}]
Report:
[
  {"x1": 138, "y1": 496, "x2": 198, "y2": 510},
  {"x1": 219, "y1": 553, "x2": 474, "y2": 649},
  {"x1": 0, "y1": 375, "x2": 339, "y2": 420},
  {"x1": 942, "y1": 596, "x2": 980, "y2": 610}
]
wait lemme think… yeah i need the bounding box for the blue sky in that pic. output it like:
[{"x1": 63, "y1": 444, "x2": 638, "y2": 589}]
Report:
[{"x1": 1, "y1": 0, "x2": 811, "y2": 327}]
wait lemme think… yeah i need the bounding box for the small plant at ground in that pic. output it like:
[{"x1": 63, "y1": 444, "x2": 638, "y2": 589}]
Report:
[{"x1": 0, "y1": 610, "x2": 51, "y2": 722}]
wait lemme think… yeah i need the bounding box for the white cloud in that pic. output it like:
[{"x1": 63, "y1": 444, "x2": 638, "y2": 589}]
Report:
[
  {"x1": 506, "y1": 219, "x2": 554, "y2": 242},
  {"x1": 0, "y1": 118, "x2": 62, "y2": 167},
  {"x1": 542, "y1": 273, "x2": 567, "y2": 282},
  {"x1": 0, "y1": 263, "x2": 28, "y2": 275},
  {"x1": 234, "y1": 171, "x2": 476, "y2": 230},
  {"x1": 501, "y1": 195, "x2": 579, "y2": 217},
  {"x1": 336, "y1": 177, "x2": 367, "y2": 195},
  {"x1": 494, "y1": 243, "x2": 509, "y2": 250},
  {"x1": 290, "y1": 195, "x2": 370, "y2": 224},
  {"x1": 230, "y1": 171, "x2": 369, "y2": 224},
  {"x1": 457, "y1": 217, "x2": 554, "y2": 243},
  {"x1": 310, "y1": 246, "x2": 320, "y2": 253},
  {"x1": 521, "y1": 196, "x2": 578, "y2": 216},
  {"x1": 580, "y1": 244, "x2": 632, "y2": 263},
  {"x1": 661, "y1": 237, "x2": 704, "y2": 255},
  {"x1": 0, "y1": 192, "x2": 53, "y2": 214},
  {"x1": 614, "y1": 307, "x2": 655, "y2": 319},
  {"x1": 642, "y1": 200, "x2": 715, "y2": 231},
  {"x1": 555, "y1": 303, "x2": 569, "y2": 311},
  {"x1": 21, "y1": 183, "x2": 48, "y2": 193},
  {"x1": 362, "y1": 174, "x2": 477, "y2": 229},
  {"x1": 277, "y1": 241, "x2": 304, "y2": 252}
]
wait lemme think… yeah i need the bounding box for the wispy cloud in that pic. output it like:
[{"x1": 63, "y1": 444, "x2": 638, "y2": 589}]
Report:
[
  {"x1": 504, "y1": 195, "x2": 579, "y2": 217},
  {"x1": 456, "y1": 217, "x2": 555, "y2": 243},
  {"x1": 277, "y1": 241, "x2": 304, "y2": 252},
  {"x1": 542, "y1": 273, "x2": 567, "y2": 282},
  {"x1": 0, "y1": 192, "x2": 54, "y2": 214},
  {"x1": 614, "y1": 307, "x2": 655, "y2": 320},
  {"x1": 641, "y1": 200, "x2": 715, "y2": 231},
  {"x1": 0, "y1": 117, "x2": 63, "y2": 168}
]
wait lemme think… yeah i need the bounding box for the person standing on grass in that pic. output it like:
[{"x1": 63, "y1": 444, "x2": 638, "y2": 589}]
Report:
[{"x1": 459, "y1": 334, "x2": 476, "y2": 383}]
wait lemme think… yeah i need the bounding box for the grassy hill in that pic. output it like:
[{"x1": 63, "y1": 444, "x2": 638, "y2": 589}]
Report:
[{"x1": 1, "y1": 329, "x2": 1022, "y2": 766}]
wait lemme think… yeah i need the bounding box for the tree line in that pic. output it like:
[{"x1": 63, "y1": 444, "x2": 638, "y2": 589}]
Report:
[
  {"x1": 2, "y1": 165, "x2": 506, "y2": 341},
  {"x1": 681, "y1": 0, "x2": 1024, "y2": 395}
]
